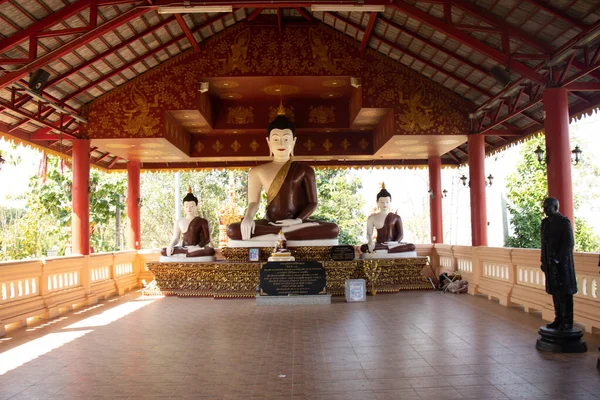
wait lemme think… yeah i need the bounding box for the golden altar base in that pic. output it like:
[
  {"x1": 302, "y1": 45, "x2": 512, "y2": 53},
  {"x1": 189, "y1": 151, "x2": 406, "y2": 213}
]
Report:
[{"x1": 146, "y1": 257, "x2": 430, "y2": 298}]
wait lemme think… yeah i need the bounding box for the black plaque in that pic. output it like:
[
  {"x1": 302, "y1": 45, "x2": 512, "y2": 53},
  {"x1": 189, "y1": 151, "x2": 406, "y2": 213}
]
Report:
[
  {"x1": 330, "y1": 245, "x2": 355, "y2": 261},
  {"x1": 259, "y1": 261, "x2": 326, "y2": 296}
]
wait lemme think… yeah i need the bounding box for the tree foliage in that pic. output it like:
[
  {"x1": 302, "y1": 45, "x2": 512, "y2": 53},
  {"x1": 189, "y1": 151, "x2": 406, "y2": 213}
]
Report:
[{"x1": 504, "y1": 135, "x2": 599, "y2": 252}]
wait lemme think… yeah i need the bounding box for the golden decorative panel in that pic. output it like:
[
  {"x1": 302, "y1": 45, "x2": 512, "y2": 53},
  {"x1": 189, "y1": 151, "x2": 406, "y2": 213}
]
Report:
[
  {"x1": 268, "y1": 105, "x2": 295, "y2": 122},
  {"x1": 195, "y1": 141, "x2": 205, "y2": 153},
  {"x1": 303, "y1": 138, "x2": 315, "y2": 151},
  {"x1": 359, "y1": 138, "x2": 369, "y2": 150},
  {"x1": 227, "y1": 106, "x2": 254, "y2": 124},
  {"x1": 340, "y1": 138, "x2": 350, "y2": 150},
  {"x1": 322, "y1": 79, "x2": 347, "y2": 88},
  {"x1": 220, "y1": 29, "x2": 251, "y2": 74},
  {"x1": 213, "y1": 80, "x2": 240, "y2": 88},
  {"x1": 322, "y1": 139, "x2": 332, "y2": 152},
  {"x1": 212, "y1": 140, "x2": 224, "y2": 152},
  {"x1": 249, "y1": 139, "x2": 259, "y2": 152},
  {"x1": 231, "y1": 140, "x2": 241, "y2": 152},
  {"x1": 308, "y1": 105, "x2": 335, "y2": 124}
]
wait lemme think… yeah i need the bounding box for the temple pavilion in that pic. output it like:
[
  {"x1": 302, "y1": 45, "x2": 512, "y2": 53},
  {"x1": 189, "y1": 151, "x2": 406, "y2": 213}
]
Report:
[{"x1": 0, "y1": 0, "x2": 599, "y2": 398}]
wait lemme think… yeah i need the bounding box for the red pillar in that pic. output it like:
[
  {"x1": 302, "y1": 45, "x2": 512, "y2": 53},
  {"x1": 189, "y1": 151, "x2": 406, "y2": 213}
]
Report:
[
  {"x1": 71, "y1": 139, "x2": 90, "y2": 255},
  {"x1": 543, "y1": 87, "x2": 574, "y2": 225},
  {"x1": 428, "y1": 156, "x2": 443, "y2": 243},
  {"x1": 127, "y1": 160, "x2": 141, "y2": 250},
  {"x1": 468, "y1": 135, "x2": 488, "y2": 246}
]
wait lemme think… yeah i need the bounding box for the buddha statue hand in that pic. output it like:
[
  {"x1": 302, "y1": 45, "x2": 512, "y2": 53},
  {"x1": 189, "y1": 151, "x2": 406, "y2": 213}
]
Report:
[
  {"x1": 268, "y1": 218, "x2": 303, "y2": 227},
  {"x1": 367, "y1": 240, "x2": 375, "y2": 253},
  {"x1": 166, "y1": 245, "x2": 174, "y2": 257},
  {"x1": 240, "y1": 217, "x2": 256, "y2": 241}
]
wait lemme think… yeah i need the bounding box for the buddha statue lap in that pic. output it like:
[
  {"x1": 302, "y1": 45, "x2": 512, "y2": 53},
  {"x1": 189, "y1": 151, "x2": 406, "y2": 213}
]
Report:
[
  {"x1": 160, "y1": 189, "x2": 216, "y2": 261},
  {"x1": 226, "y1": 113, "x2": 339, "y2": 247},
  {"x1": 360, "y1": 185, "x2": 416, "y2": 259}
]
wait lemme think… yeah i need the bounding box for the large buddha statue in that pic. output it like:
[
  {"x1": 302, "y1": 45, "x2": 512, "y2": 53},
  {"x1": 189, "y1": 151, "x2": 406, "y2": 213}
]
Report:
[
  {"x1": 160, "y1": 188, "x2": 215, "y2": 260},
  {"x1": 226, "y1": 114, "x2": 339, "y2": 246},
  {"x1": 360, "y1": 185, "x2": 416, "y2": 258}
]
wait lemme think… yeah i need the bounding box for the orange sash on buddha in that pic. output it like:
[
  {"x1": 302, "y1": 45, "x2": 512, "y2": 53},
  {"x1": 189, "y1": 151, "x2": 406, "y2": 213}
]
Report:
[{"x1": 266, "y1": 160, "x2": 292, "y2": 207}]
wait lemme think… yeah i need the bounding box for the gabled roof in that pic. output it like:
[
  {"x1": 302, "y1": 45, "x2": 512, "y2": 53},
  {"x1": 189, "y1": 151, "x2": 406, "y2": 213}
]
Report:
[{"x1": 0, "y1": 0, "x2": 599, "y2": 168}]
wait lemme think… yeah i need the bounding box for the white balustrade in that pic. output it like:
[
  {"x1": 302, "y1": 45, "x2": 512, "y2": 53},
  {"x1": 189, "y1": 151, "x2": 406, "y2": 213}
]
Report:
[
  {"x1": 457, "y1": 258, "x2": 472, "y2": 273},
  {"x1": 0, "y1": 277, "x2": 39, "y2": 303},
  {"x1": 115, "y1": 263, "x2": 133, "y2": 277},
  {"x1": 576, "y1": 275, "x2": 599, "y2": 300},
  {"x1": 483, "y1": 262, "x2": 510, "y2": 281},
  {"x1": 439, "y1": 256, "x2": 453, "y2": 270},
  {"x1": 91, "y1": 266, "x2": 110, "y2": 282},
  {"x1": 47, "y1": 271, "x2": 79, "y2": 292},
  {"x1": 516, "y1": 265, "x2": 545, "y2": 289}
]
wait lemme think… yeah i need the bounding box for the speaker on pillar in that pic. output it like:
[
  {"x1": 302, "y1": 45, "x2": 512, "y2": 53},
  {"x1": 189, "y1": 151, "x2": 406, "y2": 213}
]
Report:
[
  {"x1": 28, "y1": 69, "x2": 50, "y2": 93},
  {"x1": 490, "y1": 66, "x2": 511, "y2": 87}
]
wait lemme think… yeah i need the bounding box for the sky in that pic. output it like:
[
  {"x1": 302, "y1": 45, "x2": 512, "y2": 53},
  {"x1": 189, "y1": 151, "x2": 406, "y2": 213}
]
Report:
[{"x1": 1, "y1": 110, "x2": 599, "y2": 247}]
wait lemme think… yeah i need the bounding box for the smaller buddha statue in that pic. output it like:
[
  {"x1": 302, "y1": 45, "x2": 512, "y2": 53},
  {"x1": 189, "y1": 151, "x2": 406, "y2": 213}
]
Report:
[
  {"x1": 160, "y1": 188, "x2": 215, "y2": 261},
  {"x1": 268, "y1": 229, "x2": 295, "y2": 262},
  {"x1": 360, "y1": 184, "x2": 416, "y2": 258}
]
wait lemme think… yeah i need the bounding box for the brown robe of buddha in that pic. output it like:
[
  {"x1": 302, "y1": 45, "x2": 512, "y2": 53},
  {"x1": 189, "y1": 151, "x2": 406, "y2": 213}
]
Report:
[
  {"x1": 360, "y1": 213, "x2": 416, "y2": 253},
  {"x1": 227, "y1": 161, "x2": 339, "y2": 240},
  {"x1": 161, "y1": 216, "x2": 215, "y2": 257}
]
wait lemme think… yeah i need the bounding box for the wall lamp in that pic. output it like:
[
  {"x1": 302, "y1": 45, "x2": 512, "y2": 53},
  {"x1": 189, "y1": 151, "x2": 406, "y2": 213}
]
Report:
[
  {"x1": 534, "y1": 145, "x2": 583, "y2": 166},
  {"x1": 459, "y1": 174, "x2": 493, "y2": 187},
  {"x1": 428, "y1": 189, "x2": 449, "y2": 199}
]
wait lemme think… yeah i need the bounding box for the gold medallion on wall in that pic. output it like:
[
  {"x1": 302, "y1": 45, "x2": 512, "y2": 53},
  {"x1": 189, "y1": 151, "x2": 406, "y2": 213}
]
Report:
[
  {"x1": 249, "y1": 140, "x2": 259, "y2": 152},
  {"x1": 309, "y1": 105, "x2": 336, "y2": 124},
  {"x1": 304, "y1": 139, "x2": 315, "y2": 151},
  {"x1": 227, "y1": 106, "x2": 254, "y2": 124}
]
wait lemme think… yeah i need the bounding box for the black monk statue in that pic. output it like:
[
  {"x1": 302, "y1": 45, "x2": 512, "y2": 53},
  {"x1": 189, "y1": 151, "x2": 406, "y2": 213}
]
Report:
[{"x1": 540, "y1": 197, "x2": 577, "y2": 331}]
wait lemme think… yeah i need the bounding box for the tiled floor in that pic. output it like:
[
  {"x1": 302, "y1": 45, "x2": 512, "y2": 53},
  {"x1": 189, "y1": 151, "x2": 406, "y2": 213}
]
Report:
[{"x1": 0, "y1": 290, "x2": 599, "y2": 400}]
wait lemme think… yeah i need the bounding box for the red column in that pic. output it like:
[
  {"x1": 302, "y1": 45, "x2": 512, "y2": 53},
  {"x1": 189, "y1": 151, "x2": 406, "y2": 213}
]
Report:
[
  {"x1": 543, "y1": 87, "x2": 574, "y2": 225},
  {"x1": 428, "y1": 156, "x2": 443, "y2": 243},
  {"x1": 127, "y1": 160, "x2": 141, "y2": 250},
  {"x1": 71, "y1": 139, "x2": 90, "y2": 255},
  {"x1": 468, "y1": 135, "x2": 488, "y2": 246}
]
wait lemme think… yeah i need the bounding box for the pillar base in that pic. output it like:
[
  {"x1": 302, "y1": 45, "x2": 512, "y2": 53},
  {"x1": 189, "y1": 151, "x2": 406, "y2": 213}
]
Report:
[{"x1": 536, "y1": 326, "x2": 587, "y2": 353}]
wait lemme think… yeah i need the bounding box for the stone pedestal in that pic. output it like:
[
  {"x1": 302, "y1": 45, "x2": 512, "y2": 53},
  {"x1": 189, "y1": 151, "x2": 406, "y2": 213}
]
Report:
[{"x1": 536, "y1": 326, "x2": 587, "y2": 353}]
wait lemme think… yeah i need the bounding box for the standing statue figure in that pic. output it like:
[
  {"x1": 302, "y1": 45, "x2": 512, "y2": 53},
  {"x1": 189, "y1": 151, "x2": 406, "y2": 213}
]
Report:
[
  {"x1": 360, "y1": 184, "x2": 416, "y2": 257},
  {"x1": 226, "y1": 110, "x2": 339, "y2": 245},
  {"x1": 541, "y1": 197, "x2": 577, "y2": 331},
  {"x1": 161, "y1": 188, "x2": 215, "y2": 259}
]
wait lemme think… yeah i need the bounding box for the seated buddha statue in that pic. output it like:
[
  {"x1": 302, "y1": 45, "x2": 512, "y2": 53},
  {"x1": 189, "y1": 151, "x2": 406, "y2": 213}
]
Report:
[
  {"x1": 160, "y1": 188, "x2": 215, "y2": 260},
  {"x1": 226, "y1": 112, "x2": 339, "y2": 246},
  {"x1": 360, "y1": 185, "x2": 416, "y2": 257}
]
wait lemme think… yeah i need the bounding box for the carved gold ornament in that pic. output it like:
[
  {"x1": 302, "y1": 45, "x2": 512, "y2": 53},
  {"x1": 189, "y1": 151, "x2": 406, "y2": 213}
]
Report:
[
  {"x1": 213, "y1": 80, "x2": 240, "y2": 89},
  {"x1": 221, "y1": 29, "x2": 251, "y2": 74},
  {"x1": 322, "y1": 79, "x2": 347, "y2": 88},
  {"x1": 398, "y1": 85, "x2": 435, "y2": 133},
  {"x1": 322, "y1": 139, "x2": 332, "y2": 152},
  {"x1": 303, "y1": 138, "x2": 315, "y2": 151},
  {"x1": 308, "y1": 105, "x2": 336, "y2": 124},
  {"x1": 231, "y1": 140, "x2": 241, "y2": 152},
  {"x1": 340, "y1": 138, "x2": 350, "y2": 150},
  {"x1": 268, "y1": 105, "x2": 295, "y2": 122},
  {"x1": 195, "y1": 141, "x2": 205, "y2": 153},
  {"x1": 212, "y1": 140, "x2": 224, "y2": 152},
  {"x1": 262, "y1": 85, "x2": 300, "y2": 96},
  {"x1": 359, "y1": 138, "x2": 369, "y2": 150},
  {"x1": 249, "y1": 139, "x2": 259, "y2": 152},
  {"x1": 122, "y1": 84, "x2": 160, "y2": 137},
  {"x1": 227, "y1": 106, "x2": 254, "y2": 124}
]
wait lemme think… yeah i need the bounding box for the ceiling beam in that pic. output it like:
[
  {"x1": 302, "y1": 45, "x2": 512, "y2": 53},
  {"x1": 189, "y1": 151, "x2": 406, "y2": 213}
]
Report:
[
  {"x1": 360, "y1": 13, "x2": 378, "y2": 56},
  {"x1": 0, "y1": 7, "x2": 147, "y2": 91},
  {"x1": 247, "y1": 8, "x2": 263, "y2": 22},
  {"x1": 326, "y1": 12, "x2": 494, "y2": 99},
  {"x1": 391, "y1": 0, "x2": 547, "y2": 84},
  {"x1": 295, "y1": 7, "x2": 314, "y2": 21},
  {"x1": 175, "y1": 14, "x2": 201, "y2": 53},
  {"x1": 523, "y1": 0, "x2": 587, "y2": 30},
  {"x1": 565, "y1": 82, "x2": 600, "y2": 91}
]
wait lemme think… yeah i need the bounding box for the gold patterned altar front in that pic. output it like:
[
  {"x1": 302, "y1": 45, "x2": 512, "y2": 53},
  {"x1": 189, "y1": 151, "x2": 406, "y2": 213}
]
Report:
[{"x1": 145, "y1": 257, "x2": 431, "y2": 298}]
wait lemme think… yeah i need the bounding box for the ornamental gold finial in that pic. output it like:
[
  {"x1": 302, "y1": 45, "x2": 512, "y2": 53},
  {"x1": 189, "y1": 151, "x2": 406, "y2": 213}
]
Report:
[
  {"x1": 380, "y1": 182, "x2": 386, "y2": 189},
  {"x1": 188, "y1": 186, "x2": 193, "y2": 194},
  {"x1": 277, "y1": 99, "x2": 286, "y2": 116}
]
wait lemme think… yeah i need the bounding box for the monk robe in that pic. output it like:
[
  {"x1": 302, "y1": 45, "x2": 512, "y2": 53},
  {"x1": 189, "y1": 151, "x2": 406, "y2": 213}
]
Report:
[
  {"x1": 161, "y1": 216, "x2": 215, "y2": 257},
  {"x1": 360, "y1": 213, "x2": 416, "y2": 253},
  {"x1": 227, "y1": 161, "x2": 339, "y2": 240}
]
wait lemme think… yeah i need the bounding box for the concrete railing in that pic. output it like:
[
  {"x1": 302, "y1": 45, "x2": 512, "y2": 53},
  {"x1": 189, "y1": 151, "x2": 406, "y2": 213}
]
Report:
[
  {"x1": 0, "y1": 250, "x2": 161, "y2": 336},
  {"x1": 430, "y1": 245, "x2": 600, "y2": 333}
]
